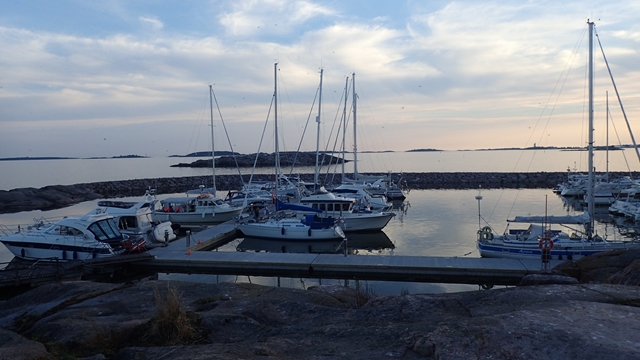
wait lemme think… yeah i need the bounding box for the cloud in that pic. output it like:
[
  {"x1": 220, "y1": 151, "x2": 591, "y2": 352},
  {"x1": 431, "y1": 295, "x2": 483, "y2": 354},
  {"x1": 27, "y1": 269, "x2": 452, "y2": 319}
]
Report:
[
  {"x1": 219, "y1": 0, "x2": 335, "y2": 37},
  {"x1": 139, "y1": 16, "x2": 164, "y2": 30}
]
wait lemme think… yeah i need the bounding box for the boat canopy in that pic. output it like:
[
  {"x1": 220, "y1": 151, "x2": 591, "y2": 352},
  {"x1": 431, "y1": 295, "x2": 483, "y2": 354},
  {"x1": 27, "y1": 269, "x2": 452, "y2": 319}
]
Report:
[
  {"x1": 275, "y1": 199, "x2": 322, "y2": 213},
  {"x1": 508, "y1": 213, "x2": 588, "y2": 225}
]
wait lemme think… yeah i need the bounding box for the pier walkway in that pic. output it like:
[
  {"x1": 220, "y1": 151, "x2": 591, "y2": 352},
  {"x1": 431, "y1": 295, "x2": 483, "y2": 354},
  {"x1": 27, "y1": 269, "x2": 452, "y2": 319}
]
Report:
[{"x1": 137, "y1": 221, "x2": 559, "y2": 286}]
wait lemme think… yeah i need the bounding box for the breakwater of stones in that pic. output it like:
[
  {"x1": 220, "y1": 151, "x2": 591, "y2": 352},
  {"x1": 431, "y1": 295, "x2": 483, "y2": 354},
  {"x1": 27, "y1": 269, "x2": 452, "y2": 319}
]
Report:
[{"x1": 2, "y1": 172, "x2": 638, "y2": 214}]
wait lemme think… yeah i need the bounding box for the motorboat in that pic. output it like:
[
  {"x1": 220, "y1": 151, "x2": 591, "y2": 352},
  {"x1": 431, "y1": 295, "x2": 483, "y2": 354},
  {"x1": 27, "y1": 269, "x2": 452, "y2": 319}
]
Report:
[
  {"x1": 153, "y1": 186, "x2": 243, "y2": 227},
  {"x1": 331, "y1": 183, "x2": 392, "y2": 212},
  {"x1": 91, "y1": 191, "x2": 177, "y2": 244},
  {"x1": 298, "y1": 188, "x2": 395, "y2": 232},
  {"x1": 0, "y1": 212, "x2": 135, "y2": 261}
]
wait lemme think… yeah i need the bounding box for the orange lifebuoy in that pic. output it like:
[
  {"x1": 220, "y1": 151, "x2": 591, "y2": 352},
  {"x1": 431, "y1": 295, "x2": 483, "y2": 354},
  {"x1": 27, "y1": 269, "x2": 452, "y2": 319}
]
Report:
[{"x1": 538, "y1": 238, "x2": 554, "y2": 249}]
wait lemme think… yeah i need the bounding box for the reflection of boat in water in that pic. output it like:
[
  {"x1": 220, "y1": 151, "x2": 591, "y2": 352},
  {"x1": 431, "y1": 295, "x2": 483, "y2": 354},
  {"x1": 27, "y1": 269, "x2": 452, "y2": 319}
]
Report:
[{"x1": 236, "y1": 231, "x2": 394, "y2": 254}]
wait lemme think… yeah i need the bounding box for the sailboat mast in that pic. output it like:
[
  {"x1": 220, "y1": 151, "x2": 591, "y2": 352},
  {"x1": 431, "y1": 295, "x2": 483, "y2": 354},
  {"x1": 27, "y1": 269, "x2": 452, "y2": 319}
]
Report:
[
  {"x1": 352, "y1": 73, "x2": 358, "y2": 180},
  {"x1": 341, "y1": 76, "x2": 349, "y2": 182},
  {"x1": 209, "y1": 85, "x2": 216, "y2": 193},
  {"x1": 274, "y1": 63, "x2": 280, "y2": 191},
  {"x1": 606, "y1": 91, "x2": 609, "y2": 178},
  {"x1": 587, "y1": 20, "x2": 595, "y2": 239},
  {"x1": 314, "y1": 68, "x2": 323, "y2": 191}
]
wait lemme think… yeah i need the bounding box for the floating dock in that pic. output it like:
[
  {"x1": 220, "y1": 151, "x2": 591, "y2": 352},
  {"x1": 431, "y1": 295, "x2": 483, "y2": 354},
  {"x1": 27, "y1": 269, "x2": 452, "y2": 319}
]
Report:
[{"x1": 133, "y1": 220, "x2": 558, "y2": 286}]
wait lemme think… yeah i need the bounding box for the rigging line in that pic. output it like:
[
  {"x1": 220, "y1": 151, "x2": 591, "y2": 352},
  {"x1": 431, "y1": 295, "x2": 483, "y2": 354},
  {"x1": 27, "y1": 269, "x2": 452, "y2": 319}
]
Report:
[
  {"x1": 187, "y1": 92, "x2": 211, "y2": 155},
  {"x1": 595, "y1": 28, "x2": 640, "y2": 165},
  {"x1": 320, "y1": 81, "x2": 348, "y2": 185},
  {"x1": 288, "y1": 86, "x2": 319, "y2": 178},
  {"x1": 489, "y1": 26, "x2": 587, "y2": 224},
  {"x1": 245, "y1": 94, "x2": 276, "y2": 189},
  {"x1": 210, "y1": 86, "x2": 244, "y2": 183},
  {"x1": 607, "y1": 111, "x2": 633, "y2": 176},
  {"x1": 511, "y1": 25, "x2": 587, "y2": 172}
]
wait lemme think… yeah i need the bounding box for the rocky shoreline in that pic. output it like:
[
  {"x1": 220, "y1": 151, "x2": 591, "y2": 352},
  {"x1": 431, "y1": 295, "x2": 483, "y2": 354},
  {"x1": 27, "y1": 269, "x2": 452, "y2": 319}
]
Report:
[
  {"x1": 1, "y1": 249, "x2": 639, "y2": 359},
  {"x1": 2, "y1": 171, "x2": 639, "y2": 214}
]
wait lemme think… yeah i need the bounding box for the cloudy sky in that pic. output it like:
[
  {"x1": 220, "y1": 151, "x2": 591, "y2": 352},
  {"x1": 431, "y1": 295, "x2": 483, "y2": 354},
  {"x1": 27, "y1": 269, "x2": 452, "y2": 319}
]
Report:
[{"x1": 1, "y1": 0, "x2": 640, "y2": 158}]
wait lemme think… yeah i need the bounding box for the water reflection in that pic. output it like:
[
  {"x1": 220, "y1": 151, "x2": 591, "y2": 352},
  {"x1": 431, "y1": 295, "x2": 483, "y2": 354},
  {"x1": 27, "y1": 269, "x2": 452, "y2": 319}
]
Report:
[
  {"x1": 558, "y1": 195, "x2": 640, "y2": 241},
  {"x1": 236, "y1": 231, "x2": 395, "y2": 255}
]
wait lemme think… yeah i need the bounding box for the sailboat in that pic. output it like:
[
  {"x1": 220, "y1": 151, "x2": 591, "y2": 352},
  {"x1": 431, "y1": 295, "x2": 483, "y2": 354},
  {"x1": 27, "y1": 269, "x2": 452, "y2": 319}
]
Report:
[
  {"x1": 291, "y1": 69, "x2": 395, "y2": 232},
  {"x1": 476, "y1": 20, "x2": 640, "y2": 261},
  {"x1": 330, "y1": 73, "x2": 402, "y2": 205},
  {"x1": 153, "y1": 85, "x2": 243, "y2": 227},
  {"x1": 236, "y1": 63, "x2": 346, "y2": 241}
]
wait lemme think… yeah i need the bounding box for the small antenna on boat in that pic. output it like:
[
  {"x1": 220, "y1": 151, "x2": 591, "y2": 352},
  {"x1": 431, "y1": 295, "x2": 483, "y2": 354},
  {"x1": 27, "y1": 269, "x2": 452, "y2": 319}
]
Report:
[{"x1": 475, "y1": 186, "x2": 483, "y2": 229}]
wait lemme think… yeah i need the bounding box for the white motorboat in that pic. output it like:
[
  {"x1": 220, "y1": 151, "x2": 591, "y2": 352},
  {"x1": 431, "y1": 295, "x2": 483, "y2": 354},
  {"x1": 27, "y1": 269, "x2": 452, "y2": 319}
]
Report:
[
  {"x1": 153, "y1": 187, "x2": 243, "y2": 227},
  {"x1": 476, "y1": 21, "x2": 640, "y2": 261},
  {"x1": 0, "y1": 212, "x2": 134, "y2": 261},
  {"x1": 91, "y1": 191, "x2": 177, "y2": 244},
  {"x1": 331, "y1": 183, "x2": 392, "y2": 212},
  {"x1": 298, "y1": 188, "x2": 394, "y2": 232}
]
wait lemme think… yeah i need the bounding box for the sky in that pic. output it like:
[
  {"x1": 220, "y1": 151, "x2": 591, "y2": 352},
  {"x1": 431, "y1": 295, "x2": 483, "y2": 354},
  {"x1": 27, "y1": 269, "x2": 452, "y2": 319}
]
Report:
[{"x1": 1, "y1": 0, "x2": 640, "y2": 158}]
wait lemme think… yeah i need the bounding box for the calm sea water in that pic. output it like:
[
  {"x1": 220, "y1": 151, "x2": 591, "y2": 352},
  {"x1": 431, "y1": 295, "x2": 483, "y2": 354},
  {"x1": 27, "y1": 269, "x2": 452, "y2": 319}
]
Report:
[
  {"x1": 2, "y1": 148, "x2": 639, "y2": 191},
  {"x1": 1, "y1": 150, "x2": 638, "y2": 294}
]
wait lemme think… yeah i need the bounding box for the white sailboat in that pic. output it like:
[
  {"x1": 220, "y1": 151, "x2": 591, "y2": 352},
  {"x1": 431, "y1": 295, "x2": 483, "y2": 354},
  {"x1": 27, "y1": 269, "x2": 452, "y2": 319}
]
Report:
[
  {"x1": 476, "y1": 20, "x2": 640, "y2": 261},
  {"x1": 236, "y1": 64, "x2": 346, "y2": 241},
  {"x1": 153, "y1": 85, "x2": 243, "y2": 227},
  {"x1": 333, "y1": 73, "x2": 404, "y2": 203}
]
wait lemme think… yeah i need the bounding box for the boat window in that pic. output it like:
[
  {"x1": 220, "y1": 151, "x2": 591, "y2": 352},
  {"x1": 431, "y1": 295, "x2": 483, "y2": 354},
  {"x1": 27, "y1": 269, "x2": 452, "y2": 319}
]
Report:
[
  {"x1": 58, "y1": 225, "x2": 83, "y2": 236},
  {"x1": 343, "y1": 203, "x2": 351, "y2": 211},
  {"x1": 89, "y1": 219, "x2": 122, "y2": 241},
  {"x1": 319, "y1": 204, "x2": 326, "y2": 211},
  {"x1": 119, "y1": 216, "x2": 137, "y2": 229},
  {"x1": 327, "y1": 204, "x2": 334, "y2": 211}
]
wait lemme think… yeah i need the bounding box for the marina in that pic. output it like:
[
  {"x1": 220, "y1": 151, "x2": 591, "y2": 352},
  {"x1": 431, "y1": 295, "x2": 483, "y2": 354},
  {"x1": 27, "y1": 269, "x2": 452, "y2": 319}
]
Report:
[{"x1": 3, "y1": 150, "x2": 640, "y2": 294}]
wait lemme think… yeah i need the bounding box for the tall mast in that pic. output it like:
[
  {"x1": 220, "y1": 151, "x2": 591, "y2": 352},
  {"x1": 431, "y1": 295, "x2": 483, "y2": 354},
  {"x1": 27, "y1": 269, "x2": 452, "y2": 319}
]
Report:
[
  {"x1": 274, "y1": 63, "x2": 280, "y2": 191},
  {"x1": 352, "y1": 73, "x2": 358, "y2": 180},
  {"x1": 314, "y1": 68, "x2": 323, "y2": 192},
  {"x1": 341, "y1": 76, "x2": 349, "y2": 182},
  {"x1": 209, "y1": 85, "x2": 216, "y2": 193},
  {"x1": 606, "y1": 91, "x2": 609, "y2": 178},
  {"x1": 587, "y1": 20, "x2": 594, "y2": 239}
]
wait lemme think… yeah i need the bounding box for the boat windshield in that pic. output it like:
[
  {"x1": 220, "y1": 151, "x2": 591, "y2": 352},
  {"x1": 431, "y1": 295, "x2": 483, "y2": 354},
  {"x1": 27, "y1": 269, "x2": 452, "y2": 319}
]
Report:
[{"x1": 88, "y1": 219, "x2": 122, "y2": 241}]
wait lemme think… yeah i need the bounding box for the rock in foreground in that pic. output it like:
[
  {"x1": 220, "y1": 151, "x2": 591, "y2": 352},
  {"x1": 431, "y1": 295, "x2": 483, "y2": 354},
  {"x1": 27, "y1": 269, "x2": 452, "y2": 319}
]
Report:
[{"x1": 0, "y1": 280, "x2": 639, "y2": 359}]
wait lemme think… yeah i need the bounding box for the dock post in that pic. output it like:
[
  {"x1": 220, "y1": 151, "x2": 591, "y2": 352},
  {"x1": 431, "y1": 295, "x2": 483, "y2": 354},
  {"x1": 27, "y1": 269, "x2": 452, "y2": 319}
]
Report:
[{"x1": 186, "y1": 230, "x2": 191, "y2": 247}]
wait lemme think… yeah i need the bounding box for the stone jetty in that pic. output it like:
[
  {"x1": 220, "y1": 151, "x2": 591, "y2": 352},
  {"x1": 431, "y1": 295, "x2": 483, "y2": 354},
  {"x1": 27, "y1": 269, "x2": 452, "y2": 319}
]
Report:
[{"x1": 2, "y1": 171, "x2": 639, "y2": 214}]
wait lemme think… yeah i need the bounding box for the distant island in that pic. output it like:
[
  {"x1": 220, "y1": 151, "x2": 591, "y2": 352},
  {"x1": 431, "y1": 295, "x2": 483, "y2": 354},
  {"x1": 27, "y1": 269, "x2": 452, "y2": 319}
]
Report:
[
  {"x1": 169, "y1": 151, "x2": 240, "y2": 157},
  {"x1": 171, "y1": 151, "x2": 346, "y2": 168},
  {"x1": 406, "y1": 148, "x2": 442, "y2": 152},
  {"x1": 0, "y1": 155, "x2": 148, "y2": 161},
  {"x1": 4, "y1": 144, "x2": 637, "y2": 162}
]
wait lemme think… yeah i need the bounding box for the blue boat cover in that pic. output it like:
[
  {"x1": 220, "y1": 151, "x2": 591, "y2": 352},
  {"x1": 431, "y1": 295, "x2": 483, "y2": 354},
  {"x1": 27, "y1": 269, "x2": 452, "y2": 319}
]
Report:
[{"x1": 275, "y1": 199, "x2": 322, "y2": 213}]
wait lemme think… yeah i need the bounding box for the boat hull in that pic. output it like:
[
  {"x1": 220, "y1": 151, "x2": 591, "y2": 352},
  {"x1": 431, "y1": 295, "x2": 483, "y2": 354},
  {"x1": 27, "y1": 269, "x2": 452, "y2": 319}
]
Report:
[
  {"x1": 477, "y1": 240, "x2": 639, "y2": 261},
  {"x1": 153, "y1": 207, "x2": 242, "y2": 227},
  {"x1": 237, "y1": 219, "x2": 344, "y2": 241},
  {"x1": 0, "y1": 238, "x2": 116, "y2": 261}
]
